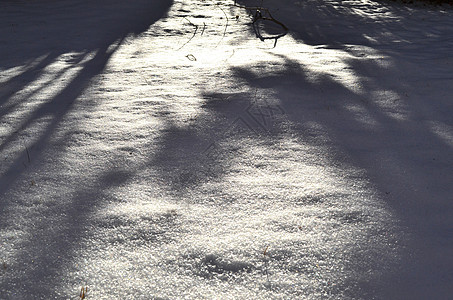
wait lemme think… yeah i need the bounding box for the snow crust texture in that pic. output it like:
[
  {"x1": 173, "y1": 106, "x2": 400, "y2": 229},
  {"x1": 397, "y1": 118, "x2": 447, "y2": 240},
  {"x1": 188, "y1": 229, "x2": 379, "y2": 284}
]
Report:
[{"x1": 1, "y1": 0, "x2": 453, "y2": 299}]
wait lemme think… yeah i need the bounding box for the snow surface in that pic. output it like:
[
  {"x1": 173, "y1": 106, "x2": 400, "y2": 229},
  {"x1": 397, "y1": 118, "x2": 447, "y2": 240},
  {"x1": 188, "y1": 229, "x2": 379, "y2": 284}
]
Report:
[{"x1": 1, "y1": 0, "x2": 453, "y2": 298}]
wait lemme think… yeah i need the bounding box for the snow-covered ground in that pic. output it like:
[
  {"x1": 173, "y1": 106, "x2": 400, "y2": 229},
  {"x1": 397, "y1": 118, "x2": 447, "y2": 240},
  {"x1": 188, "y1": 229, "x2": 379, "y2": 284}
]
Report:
[{"x1": 1, "y1": 0, "x2": 453, "y2": 298}]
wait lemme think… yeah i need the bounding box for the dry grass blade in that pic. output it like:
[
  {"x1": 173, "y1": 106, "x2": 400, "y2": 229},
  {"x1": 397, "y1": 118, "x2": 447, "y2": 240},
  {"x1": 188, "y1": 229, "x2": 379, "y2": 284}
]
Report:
[
  {"x1": 178, "y1": 17, "x2": 199, "y2": 50},
  {"x1": 215, "y1": 4, "x2": 229, "y2": 47},
  {"x1": 79, "y1": 286, "x2": 88, "y2": 299}
]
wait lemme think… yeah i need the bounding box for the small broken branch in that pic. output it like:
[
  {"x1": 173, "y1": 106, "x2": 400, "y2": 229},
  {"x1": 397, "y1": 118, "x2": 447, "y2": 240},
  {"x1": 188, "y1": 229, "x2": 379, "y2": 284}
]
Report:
[
  {"x1": 177, "y1": 17, "x2": 199, "y2": 50},
  {"x1": 233, "y1": 1, "x2": 288, "y2": 47}
]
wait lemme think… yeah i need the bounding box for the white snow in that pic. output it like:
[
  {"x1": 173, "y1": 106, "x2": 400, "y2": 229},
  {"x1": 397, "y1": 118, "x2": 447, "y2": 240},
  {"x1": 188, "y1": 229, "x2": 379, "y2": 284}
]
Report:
[{"x1": 1, "y1": 0, "x2": 453, "y2": 298}]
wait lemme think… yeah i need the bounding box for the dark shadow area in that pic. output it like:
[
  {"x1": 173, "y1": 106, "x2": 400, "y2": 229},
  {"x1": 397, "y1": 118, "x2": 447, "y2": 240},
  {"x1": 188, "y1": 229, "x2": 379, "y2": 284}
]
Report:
[
  {"x1": 147, "y1": 108, "x2": 245, "y2": 195},
  {"x1": 210, "y1": 0, "x2": 453, "y2": 298},
  {"x1": 235, "y1": 0, "x2": 453, "y2": 57},
  {"x1": 0, "y1": 0, "x2": 172, "y2": 204},
  {"x1": 0, "y1": 0, "x2": 172, "y2": 297},
  {"x1": 1, "y1": 167, "x2": 133, "y2": 298},
  {"x1": 146, "y1": 88, "x2": 287, "y2": 198}
]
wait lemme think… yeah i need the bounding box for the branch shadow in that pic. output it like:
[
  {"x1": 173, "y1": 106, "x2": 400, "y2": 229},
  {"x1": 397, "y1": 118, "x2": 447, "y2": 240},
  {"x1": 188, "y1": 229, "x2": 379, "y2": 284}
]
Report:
[
  {"x1": 146, "y1": 89, "x2": 288, "y2": 200},
  {"x1": 216, "y1": 0, "x2": 453, "y2": 298},
  {"x1": 0, "y1": 0, "x2": 172, "y2": 297}
]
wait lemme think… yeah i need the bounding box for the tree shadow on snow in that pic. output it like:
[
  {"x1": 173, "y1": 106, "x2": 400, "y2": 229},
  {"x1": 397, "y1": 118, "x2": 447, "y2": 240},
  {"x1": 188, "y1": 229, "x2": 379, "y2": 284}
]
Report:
[
  {"x1": 146, "y1": 93, "x2": 284, "y2": 196},
  {"x1": 217, "y1": 0, "x2": 453, "y2": 298},
  {"x1": 0, "y1": 0, "x2": 172, "y2": 297}
]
